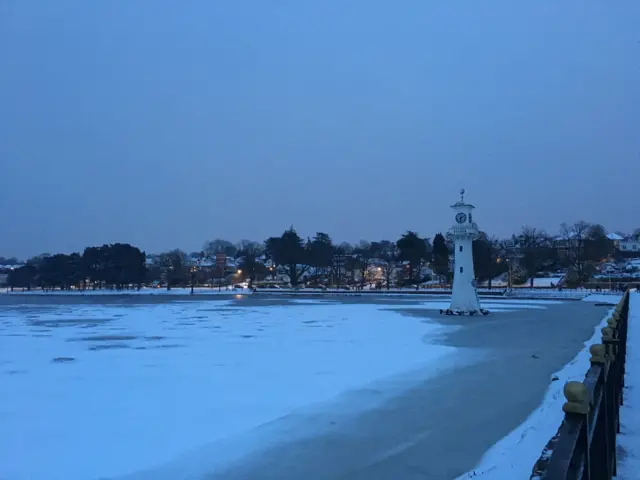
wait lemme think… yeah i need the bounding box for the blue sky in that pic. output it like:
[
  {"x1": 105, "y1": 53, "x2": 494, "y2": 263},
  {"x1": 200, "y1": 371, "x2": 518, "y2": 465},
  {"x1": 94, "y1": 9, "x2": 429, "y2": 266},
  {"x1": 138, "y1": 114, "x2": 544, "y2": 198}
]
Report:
[{"x1": 1, "y1": 1, "x2": 639, "y2": 258}]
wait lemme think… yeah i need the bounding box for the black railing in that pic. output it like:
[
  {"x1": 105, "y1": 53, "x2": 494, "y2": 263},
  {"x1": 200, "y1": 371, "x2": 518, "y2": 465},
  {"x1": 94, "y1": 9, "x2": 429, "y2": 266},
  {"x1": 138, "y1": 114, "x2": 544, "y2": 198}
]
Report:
[{"x1": 530, "y1": 291, "x2": 630, "y2": 479}]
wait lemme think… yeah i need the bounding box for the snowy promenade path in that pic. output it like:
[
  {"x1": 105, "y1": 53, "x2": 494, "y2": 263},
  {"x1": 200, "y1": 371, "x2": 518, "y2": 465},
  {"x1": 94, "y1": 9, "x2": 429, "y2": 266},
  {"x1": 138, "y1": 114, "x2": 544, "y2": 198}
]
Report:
[
  {"x1": 617, "y1": 292, "x2": 640, "y2": 478},
  {"x1": 0, "y1": 294, "x2": 611, "y2": 480}
]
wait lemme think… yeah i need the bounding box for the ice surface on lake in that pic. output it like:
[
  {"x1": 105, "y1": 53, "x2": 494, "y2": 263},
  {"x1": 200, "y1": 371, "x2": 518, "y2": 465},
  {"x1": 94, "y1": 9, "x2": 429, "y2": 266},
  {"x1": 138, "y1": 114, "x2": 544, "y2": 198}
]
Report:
[
  {"x1": 1, "y1": 297, "x2": 572, "y2": 479},
  {"x1": 1, "y1": 300, "x2": 474, "y2": 479}
]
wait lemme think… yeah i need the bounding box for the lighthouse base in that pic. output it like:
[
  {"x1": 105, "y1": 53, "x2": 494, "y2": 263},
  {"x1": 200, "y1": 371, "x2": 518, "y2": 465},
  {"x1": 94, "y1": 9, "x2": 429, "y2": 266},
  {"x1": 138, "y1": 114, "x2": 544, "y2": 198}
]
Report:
[
  {"x1": 449, "y1": 281, "x2": 483, "y2": 312},
  {"x1": 440, "y1": 308, "x2": 490, "y2": 316}
]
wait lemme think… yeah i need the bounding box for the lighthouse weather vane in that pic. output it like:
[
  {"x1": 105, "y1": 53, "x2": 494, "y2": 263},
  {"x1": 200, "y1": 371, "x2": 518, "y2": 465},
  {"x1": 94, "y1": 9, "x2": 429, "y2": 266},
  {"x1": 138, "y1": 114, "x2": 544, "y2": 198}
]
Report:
[{"x1": 460, "y1": 188, "x2": 465, "y2": 202}]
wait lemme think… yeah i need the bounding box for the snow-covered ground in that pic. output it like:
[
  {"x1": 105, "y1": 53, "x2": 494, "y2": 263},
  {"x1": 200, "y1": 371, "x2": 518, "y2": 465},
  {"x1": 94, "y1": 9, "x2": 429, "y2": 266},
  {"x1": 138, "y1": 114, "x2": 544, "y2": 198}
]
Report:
[
  {"x1": 523, "y1": 276, "x2": 565, "y2": 288},
  {"x1": 508, "y1": 289, "x2": 619, "y2": 300},
  {"x1": 479, "y1": 276, "x2": 564, "y2": 289},
  {"x1": 1, "y1": 299, "x2": 490, "y2": 479},
  {"x1": 457, "y1": 294, "x2": 623, "y2": 479},
  {"x1": 616, "y1": 292, "x2": 640, "y2": 479},
  {"x1": 4, "y1": 287, "x2": 621, "y2": 303},
  {"x1": 582, "y1": 293, "x2": 625, "y2": 304}
]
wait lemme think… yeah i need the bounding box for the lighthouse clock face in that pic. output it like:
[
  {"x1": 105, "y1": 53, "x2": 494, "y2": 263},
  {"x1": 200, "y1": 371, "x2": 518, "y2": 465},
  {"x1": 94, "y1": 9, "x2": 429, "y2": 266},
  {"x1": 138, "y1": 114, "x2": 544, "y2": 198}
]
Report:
[{"x1": 455, "y1": 212, "x2": 467, "y2": 224}]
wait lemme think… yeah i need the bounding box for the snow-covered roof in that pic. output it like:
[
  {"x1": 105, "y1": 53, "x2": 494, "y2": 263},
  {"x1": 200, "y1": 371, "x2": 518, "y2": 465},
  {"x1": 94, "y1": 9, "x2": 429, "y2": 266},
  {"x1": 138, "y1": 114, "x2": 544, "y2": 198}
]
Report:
[
  {"x1": 563, "y1": 232, "x2": 585, "y2": 240},
  {"x1": 554, "y1": 231, "x2": 623, "y2": 241}
]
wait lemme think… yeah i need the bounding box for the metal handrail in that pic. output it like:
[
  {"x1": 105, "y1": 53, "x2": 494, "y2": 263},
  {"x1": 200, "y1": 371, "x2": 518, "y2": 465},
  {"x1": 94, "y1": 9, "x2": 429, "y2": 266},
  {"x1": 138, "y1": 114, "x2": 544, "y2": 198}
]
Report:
[{"x1": 530, "y1": 291, "x2": 630, "y2": 479}]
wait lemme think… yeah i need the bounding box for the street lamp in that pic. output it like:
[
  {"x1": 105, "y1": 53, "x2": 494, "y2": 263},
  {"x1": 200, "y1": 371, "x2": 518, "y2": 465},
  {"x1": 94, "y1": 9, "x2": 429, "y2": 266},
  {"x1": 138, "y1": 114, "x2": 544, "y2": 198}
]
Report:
[
  {"x1": 190, "y1": 265, "x2": 197, "y2": 295},
  {"x1": 491, "y1": 257, "x2": 503, "y2": 291},
  {"x1": 166, "y1": 265, "x2": 173, "y2": 291}
]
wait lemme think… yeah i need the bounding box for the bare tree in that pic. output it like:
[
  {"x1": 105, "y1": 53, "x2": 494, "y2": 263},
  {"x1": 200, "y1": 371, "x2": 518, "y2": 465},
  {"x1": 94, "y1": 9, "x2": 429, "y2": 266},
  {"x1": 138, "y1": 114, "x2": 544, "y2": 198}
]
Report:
[
  {"x1": 158, "y1": 249, "x2": 188, "y2": 290},
  {"x1": 519, "y1": 226, "x2": 555, "y2": 287},
  {"x1": 354, "y1": 240, "x2": 374, "y2": 288},
  {"x1": 235, "y1": 240, "x2": 265, "y2": 284},
  {"x1": 236, "y1": 240, "x2": 263, "y2": 257},
  {"x1": 203, "y1": 239, "x2": 237, "y2": 258},
  {"x1": 560, "y1": 221, "x2": 590, "y2": 262},
  {"x1": 330, "y1": 242, "x2": 352, "y2": 287},
  {"x1": 559, "y1": 221, "x2": 594, "y2": 281},
  {"x1": 372, "y1": 240, "x2": 398, "y2": 290}
]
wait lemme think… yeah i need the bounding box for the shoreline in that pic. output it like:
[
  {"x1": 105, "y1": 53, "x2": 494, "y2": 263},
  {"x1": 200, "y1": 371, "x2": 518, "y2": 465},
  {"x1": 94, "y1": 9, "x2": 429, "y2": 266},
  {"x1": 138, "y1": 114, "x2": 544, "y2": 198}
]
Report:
[{"x1": 1, "y1": 287, "x2": 616, "y2": 302}]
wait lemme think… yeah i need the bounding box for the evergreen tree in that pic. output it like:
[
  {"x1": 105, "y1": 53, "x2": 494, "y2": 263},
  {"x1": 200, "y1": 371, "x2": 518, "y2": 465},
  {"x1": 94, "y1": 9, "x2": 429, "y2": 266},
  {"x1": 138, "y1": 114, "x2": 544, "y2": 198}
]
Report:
[
  {"x1": 431, "y1": 233, "x2": 450, "y2": 283},
  {"x1": 396, "y1": 231, "x2": 430, "y2": 284},
  {"x1": 308, "y1": 232, "x2": 333, "y2": 280},
  {"x1": 264, "y1": 227, "x2": 309, "y2": 286}
]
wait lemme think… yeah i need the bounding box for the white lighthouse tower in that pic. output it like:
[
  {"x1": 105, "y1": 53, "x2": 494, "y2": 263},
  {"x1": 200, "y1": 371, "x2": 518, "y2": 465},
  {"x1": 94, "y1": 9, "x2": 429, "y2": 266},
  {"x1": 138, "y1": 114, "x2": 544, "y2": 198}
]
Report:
[{"x1": 448, "y1": 189, "x2": 482, "y2": 314}]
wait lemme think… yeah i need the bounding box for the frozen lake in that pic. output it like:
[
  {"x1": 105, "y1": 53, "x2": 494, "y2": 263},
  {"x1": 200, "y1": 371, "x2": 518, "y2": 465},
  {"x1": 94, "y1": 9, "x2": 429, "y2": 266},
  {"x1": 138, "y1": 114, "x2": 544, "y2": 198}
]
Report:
[{"x1": 0, "y1": 295, "x2": 611, "y2": 479}]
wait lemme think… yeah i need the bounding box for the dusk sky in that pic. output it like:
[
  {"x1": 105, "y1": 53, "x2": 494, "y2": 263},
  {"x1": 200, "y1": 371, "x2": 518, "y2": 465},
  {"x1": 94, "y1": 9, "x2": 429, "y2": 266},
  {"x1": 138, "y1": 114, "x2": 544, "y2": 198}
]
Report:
[{"x1": 1, "y1": 1, "x2": 639, "y2": 259}]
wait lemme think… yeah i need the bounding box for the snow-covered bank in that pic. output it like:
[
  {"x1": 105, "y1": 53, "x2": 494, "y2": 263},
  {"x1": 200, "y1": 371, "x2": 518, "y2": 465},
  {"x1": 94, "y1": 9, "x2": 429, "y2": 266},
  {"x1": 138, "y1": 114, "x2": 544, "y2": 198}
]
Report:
[
  {"x1": 0, "y1": 301, "x2": 478, "y2": 479},
  {"x1": 616, "y1": 292, "x2": 640, "y2": 479},
  {"x1": 3, "y1": 287, "x2": 621, "y2": 303},
  {"x1": 582, "y1": 293, "x2": 625, "y2": 304},
  {"x1": 509, "y1": 289, "x2": 598, "y2": 300},
  {"x1": 457, "y1": 299, "x2": 622, "y2": 479},
  {"x1": 1, "y1": 287, "x2": 250, "y2": 296}
]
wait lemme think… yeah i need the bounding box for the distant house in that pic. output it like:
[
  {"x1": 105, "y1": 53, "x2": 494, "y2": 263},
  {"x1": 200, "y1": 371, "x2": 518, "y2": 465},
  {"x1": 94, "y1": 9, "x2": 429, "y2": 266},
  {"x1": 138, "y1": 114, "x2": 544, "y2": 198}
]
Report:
[
  {"x1": 554, "y1": 231, "x2": 628, "y2": 257},
  {"x1": 620, "y1": 235, "x2": 640, "y2": 254},
  {"x1": 187, "y1": 254, "x2": 239, "y2": 277},
  {"x1": 186, "y1": 253, "x2": 215, "y2": 268},
  {"x1": 553, "y1": 233, "x2": 585, "y2": 258},
  {"x1": 606, "y1": 232, "x2": 624, "y2": 251}
]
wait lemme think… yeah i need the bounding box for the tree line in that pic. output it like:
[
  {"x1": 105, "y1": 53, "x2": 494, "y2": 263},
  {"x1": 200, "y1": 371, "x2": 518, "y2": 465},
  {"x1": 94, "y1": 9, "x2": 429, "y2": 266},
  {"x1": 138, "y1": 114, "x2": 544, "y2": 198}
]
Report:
[
  {"x1": 4, "y1": 220, "x2": 618, "y2": 291},
  {"x1": 7, "y1": 244, "x2": 147, "y2": 291}
]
